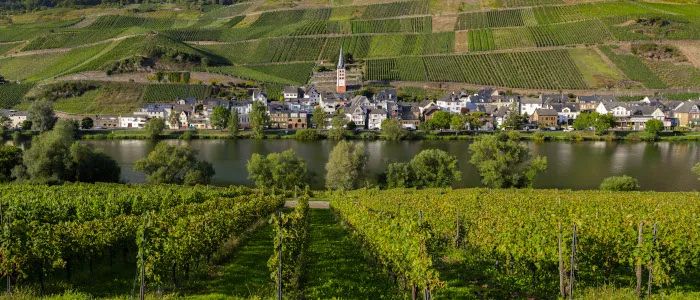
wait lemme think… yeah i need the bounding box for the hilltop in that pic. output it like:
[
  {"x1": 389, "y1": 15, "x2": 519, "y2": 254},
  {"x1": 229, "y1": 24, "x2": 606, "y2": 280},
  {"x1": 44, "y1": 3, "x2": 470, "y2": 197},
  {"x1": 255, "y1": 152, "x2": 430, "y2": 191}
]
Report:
[{"x1": 2, "y1": 0, "x2": 700, "y2": 112}]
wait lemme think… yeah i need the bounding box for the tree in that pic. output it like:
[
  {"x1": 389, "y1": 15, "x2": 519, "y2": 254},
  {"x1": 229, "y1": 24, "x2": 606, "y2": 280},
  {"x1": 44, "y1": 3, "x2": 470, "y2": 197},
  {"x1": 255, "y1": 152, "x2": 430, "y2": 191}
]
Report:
[
  {"x1": 469, "y1": 131, "x2": 548, "y2": 188},
  {"x1": 380, "y1": 118, "x2": 406, "y2": 141},
  {"x1": 20, "y1": 120, "x2": 32, "y2": 130},
  {"x1": 599, "y1": 175, "x2": 640, "y2": 191},
  {"x1": 464, "y1": 112, "x2": 486, "y2": 130},
  {"x1": 69, "y1": 143, "x2": 121, "y2": 183},
  {"x1": 134, "y1": 143, "x2": 215, "y2": 185},
  {"x1": 387, "y1": 149, "x2": 461, "y2": 188},
  {"x1": 22, "y1": 120, "x2": 75, "y2": 183},
  {"x1": 210, "y1": 106, "x2": 231, "y2": 130},
  {"x1": 312, "y1": 106, "x2": 326, "y2": 129},
  {"x1": 327, "y1": 110, "x2": 347, "y2": 140},
  {"x1": 229, "y1": 109, "x2": 239, "y2": 136},
  {"x1": 325, "y1": 141, "x2": 367, "y2": 190},
  {"x1": 144, "y1": 118, "x2": 165, "y2": 140},
  {"x1": 593, "y1": 113, "x2": 615, "y2": 135},
  {"x1": 450, "y1": 114, "x2": 467, "y2": 130},
  {"x1": 0, "y1": 145, "x2": 22, "y2": 182},
  {"x1": 28, "y1": 100, "x2": 56, "y2": 132},
  {"x1": 574, "y1": 112, "x2": 615, "y2": 135},
  {"x1": 645, "y1": 119, "x2": 664, "y2": 136},
  {"x1": 80, "y1": 117, "x2": 94, "y2": 130},
  {"x1": 247, "y1": 149, "x2": 308, "y2": 190},
  {"x1": 502, "y1": 110, "x2": 528, "y2": 130},
  {"x1": 423, "y1": 111, "x2": 451, "y2": 130},
  {"x1": 250, "y1": 101, "x2": 268, "y2": 139}
]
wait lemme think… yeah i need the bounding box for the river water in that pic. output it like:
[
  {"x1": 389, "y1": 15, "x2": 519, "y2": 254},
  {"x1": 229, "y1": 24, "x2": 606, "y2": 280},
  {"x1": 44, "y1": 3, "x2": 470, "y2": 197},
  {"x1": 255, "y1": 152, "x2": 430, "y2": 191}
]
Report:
[{"x1": 81, "y1": 139, "x2": 700, "y2": 191}]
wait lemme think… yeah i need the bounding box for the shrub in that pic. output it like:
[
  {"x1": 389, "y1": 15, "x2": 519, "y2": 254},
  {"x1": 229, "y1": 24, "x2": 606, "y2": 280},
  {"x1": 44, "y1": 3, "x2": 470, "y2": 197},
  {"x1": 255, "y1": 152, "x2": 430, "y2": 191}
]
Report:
[
  {"x1": 599, "y1": 175, "x2": 640, "y2": 191},
  {"x1": 295, "y1": 129, "x2": 320, "y2": 141}
]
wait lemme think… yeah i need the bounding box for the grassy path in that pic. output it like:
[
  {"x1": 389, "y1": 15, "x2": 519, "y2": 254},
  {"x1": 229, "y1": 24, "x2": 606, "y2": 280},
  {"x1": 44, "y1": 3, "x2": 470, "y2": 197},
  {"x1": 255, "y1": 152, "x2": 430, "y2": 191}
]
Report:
[
  {"x1": 303, "y1": 209, "x2": 403, "y2": 299},
  {"x1": 187, "y1": 224, "x2": 274, "y2": 299}
]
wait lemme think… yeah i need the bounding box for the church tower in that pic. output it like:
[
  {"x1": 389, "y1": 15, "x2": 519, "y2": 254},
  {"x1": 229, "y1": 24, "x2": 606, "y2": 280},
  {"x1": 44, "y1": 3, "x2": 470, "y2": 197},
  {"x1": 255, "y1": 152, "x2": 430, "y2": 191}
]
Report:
[{"x1": 336, "y1": 47, "x2": 346, "y2": 93}]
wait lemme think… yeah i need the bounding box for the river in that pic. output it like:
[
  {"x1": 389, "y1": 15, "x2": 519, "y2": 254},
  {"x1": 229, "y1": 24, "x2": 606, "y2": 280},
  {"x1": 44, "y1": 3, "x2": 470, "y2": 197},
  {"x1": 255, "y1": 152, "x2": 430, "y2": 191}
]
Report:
[{"x1": 80, "y1": 139, "x2": 700, "y2": 192}]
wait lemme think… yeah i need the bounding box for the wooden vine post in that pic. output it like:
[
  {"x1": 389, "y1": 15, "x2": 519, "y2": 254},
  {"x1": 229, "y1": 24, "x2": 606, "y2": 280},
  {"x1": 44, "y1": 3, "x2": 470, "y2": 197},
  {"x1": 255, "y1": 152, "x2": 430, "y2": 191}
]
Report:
[
  {"x1": 0, "y1": 204, "x2": 8, "y2": 295},
  {"x1": 647, "y1": 223, "x2": 657, "y2": 297},
  {"x1": 568, "y1": 224, "x2": 577, "y2": 300},
  {"x1": 558, "y1": 222, "x2": 565, "y2": 298},
  {"x1": 277, "y1": 210, "x2": 283, "y2": 300},
  {"x1": 636, "y1": 222, "x2": 644, "y2": 298}
]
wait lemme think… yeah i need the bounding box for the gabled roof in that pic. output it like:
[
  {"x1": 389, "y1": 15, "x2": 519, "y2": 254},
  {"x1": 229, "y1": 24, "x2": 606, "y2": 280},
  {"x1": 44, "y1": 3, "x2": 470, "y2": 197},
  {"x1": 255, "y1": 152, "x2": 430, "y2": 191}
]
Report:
[
  {"x1": 283, "y1": 86, "x2": 299, "y2": 94},
  {"x1": 534, "y1": 108, "x2": 558, "y2": 116},
  {"x1": 674, "y1": 100, "x2": 700, "y2": 113}
]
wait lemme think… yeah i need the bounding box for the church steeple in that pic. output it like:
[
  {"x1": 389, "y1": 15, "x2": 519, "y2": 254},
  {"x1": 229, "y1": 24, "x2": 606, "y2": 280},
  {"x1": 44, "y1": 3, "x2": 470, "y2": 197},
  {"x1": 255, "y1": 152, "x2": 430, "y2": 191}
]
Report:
[
  {"x1": 336, "y1": 47, "x2": 346, "y2": 93},
  {"x1": 337, "y1": 46, "x2": 345, "y2": 69}
]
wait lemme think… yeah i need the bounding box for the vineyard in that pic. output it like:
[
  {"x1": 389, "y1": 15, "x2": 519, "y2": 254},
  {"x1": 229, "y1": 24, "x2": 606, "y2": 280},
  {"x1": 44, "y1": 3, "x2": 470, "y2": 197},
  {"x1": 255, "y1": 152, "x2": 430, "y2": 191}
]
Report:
[
  {"x1": 142, "y1": 84, "x2": 213, "y2": 102},
  {"x1": 0, "y1": 83, "x2": 33, "y2": 108},
  {"x1": 329, "y1": 188, "x2": 700, "y2": 298},
  {"x1": 0, "y1": 0, "x2": 699, "y2": 91},
  {"x1": 366, "y1": 49, "x2": 589, "y2": 89}
]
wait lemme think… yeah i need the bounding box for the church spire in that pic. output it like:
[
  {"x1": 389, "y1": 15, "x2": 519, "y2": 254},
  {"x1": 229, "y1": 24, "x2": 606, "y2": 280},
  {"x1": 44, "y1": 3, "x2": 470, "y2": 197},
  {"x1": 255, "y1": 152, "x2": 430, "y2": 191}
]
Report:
[{"x1": 337, "y1": 46, "x2": 345, "y2": 69}]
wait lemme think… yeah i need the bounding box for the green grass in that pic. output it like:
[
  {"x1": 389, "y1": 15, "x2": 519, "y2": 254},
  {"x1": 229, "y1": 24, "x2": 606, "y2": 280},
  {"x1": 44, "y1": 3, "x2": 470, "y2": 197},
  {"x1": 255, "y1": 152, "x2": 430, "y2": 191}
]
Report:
[
  {"x1": 598, "y1": 46, "x2": 667, "y2": 89},
  {"x1": 142, "y1": 83, "x2": 212, "y2": 102},
  {"x1": 185, "y1": 223, "x2": 275, "y2": 299},
  {"x1": 303, "y1": 209, "x2": 403, "y2": 299},
  {"x1": 51, "y1": 83, "x2": 146, "y2": 114},
  {"x1": 569, "y1": 48, "x2": 625, "y2": 88}
]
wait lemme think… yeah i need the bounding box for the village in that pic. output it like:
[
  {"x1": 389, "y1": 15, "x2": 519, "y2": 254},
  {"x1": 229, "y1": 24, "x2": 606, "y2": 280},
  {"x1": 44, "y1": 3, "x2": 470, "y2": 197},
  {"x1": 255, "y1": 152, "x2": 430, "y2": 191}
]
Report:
[{"x1": 1, "y1": 49, "x2": 699, "y2": 133}]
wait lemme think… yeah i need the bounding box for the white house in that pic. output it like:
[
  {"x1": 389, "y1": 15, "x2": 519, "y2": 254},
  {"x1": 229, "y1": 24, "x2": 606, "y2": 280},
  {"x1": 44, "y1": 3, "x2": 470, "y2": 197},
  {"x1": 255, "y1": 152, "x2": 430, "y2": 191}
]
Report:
[
  {"x1": 0, "y1": 109, "x2": 27, "y2": 128},
  {"x1": 232, "y1": 101, "x2": 252, "y2": 128},
  {"x1": 118, "y1": 115, "x2": 148, "y2": 128},
  {"x1": 368, "y1": 108, "x2": 387, "y2": 130},
  {"x1": 283, "y1": 86, "x2": 300, "y2": 100},
  {"x1": 519, "y1": 97, "x2": 544, "y2": 116},
  {"x1": 437, "y1": 92, "x2": 469, "y2": 113},
  {"x1": 596, "y1": 102, "x2": 632, "y2": 117}
]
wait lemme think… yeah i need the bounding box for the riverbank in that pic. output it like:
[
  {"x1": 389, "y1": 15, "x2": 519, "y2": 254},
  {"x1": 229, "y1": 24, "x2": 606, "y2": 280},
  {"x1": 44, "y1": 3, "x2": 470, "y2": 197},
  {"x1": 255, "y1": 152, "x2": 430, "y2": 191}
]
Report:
[{"x1": 75, "y1": 128, "x2": 700, "y2": 142}]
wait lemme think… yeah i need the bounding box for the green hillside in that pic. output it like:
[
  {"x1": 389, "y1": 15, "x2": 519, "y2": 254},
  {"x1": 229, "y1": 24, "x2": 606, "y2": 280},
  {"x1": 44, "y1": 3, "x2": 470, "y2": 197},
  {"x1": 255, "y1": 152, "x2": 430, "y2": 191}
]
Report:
[{"x1": 1, "y1": 0, "x2": 700, "y2": 98}]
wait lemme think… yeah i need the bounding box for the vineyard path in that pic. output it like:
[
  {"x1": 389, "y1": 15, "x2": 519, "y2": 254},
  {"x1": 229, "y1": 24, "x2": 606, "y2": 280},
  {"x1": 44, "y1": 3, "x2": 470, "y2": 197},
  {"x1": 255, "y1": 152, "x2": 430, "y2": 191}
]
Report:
[{"x1": 285, "y1": 200, "x2": 329, "y2": 209}]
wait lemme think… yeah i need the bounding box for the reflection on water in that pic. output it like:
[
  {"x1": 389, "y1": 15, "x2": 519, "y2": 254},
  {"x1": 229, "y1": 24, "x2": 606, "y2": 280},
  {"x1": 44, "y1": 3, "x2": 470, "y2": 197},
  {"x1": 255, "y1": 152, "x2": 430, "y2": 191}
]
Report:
[{"x1": 80, "y1": 139, "x2": 700, "y2": 191}]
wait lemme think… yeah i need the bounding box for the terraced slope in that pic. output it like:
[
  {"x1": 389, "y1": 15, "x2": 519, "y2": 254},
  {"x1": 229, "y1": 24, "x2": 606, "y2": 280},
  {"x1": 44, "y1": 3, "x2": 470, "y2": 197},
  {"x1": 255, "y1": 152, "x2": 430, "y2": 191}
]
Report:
[{"x1": 1, "y1": 0, "x2": 700, "y2": 92}]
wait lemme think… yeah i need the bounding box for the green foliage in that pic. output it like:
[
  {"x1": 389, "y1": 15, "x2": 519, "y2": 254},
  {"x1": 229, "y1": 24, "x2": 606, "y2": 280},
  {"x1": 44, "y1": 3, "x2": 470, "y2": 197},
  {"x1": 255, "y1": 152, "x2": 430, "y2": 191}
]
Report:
[
  {"x1": 312, "y1": 107, "x2": 326, "y2": 129},
  {"x1": 144, "y1": 118, "x2": 165, "y2": 140},
  {"x1": 387, "y1": 149, "x2": 461, "y2": 188},
  {"x1": 325, "y1": 141, "x2": 367, "y2": 190},
  {"x1": 20, "y1": 120, "x2": 119, "y2": 184},
  {"x1": 502, "y1": 110, "x2": 528, "y2": 130},
  {"x1": 422, "y1": 111, "x2": 451, "y2": 130},
  {"x1": 247, "y1": 149, "x2": 308, "y2": 190},
  {"x1": 599, "y1": 46, "x2": 666, "y2": 89},
  {"x1": 28, "y1": 100, "x2": 56, "y2": 132},
  {"x1": 644, "y1": 119, "x2": 664, "y2": 136},
  {"x1": 210, "y1": 106, "x2": 231, "y2": 130},
  {"x1": 574, "y1": 112, "x2": 615, "y2": 135},
  {"x1": 693, "y1": 162, "x2": 700, "y2": 180},
  {"x1": 326, "y1": 112, "x2": 347, "y2": 140},
  {"x1": 295, "y1": 128, "x2": 320, "y2": 141},
  {"x1": 250, "y1": 101, "x2": 269, "y2": 139},
  {"x1": 0, "y1": 145, "x2": 22, "y2": 182},
  {"x1": 380, "y1": 118, "x2": 406, "y2": 141},
  {"x1": 229, "y1": 109, "x2": 239, "y2": 136},
  {"x1": 269, "y1": 197, "x2": 310, "y2": 296},
  {"x1": 142, "y1": 84, "x2": 212, "y2": 102},
  {"x1": 134, "y1": 142, "x2": 215, "y2": 185},
  {"x1": 469, "y1": 131, "x2": 547, "y2": 188},
  {"x1": 80, "y1": 117, "x2": 94, "y2": 130},
  {"x1": 599, "y1": 175, "x2": 640, "y2": 191}
]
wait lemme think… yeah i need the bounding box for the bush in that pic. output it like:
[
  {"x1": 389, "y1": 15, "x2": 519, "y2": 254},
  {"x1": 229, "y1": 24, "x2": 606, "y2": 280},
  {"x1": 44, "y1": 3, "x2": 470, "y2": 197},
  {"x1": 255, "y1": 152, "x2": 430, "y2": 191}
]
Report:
[
  {"x1": 599, "y1": 175, "x2": 640, "y2": 191},
  {"x1": 295, "y1": 129, "x2": 320, "y2": 141}
]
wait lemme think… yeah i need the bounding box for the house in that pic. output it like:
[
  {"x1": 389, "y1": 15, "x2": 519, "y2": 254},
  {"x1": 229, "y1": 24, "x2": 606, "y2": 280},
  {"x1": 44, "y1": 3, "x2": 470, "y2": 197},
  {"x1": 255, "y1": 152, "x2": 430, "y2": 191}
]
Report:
[
  {"x1": 118, "y1": 115, "x2": 148, "y2": 128},
  {"x1": 596, "y1": 102, "x2": 633, "y2": 117},
  {"x1": 134, "y1": 104, "x2": 173, "y2": 119},
  {"x1": 423, "y1": 106, "x2": 441, "y2": 122},
  {"x1": 268, "y1": 103, "x2": 309, "y2": 129},
  {"x1": 437, "y1": 92, "x2": 469, "y2": 113},
  {"x1": 0, "y1": 109, "x2": 27, "y2": 128},
  {"x1": 94, "y1": 115, "x2": 119, "y2": 129},
  {"x1": 530, "y1": 108, "x2": 558, "y2": 128},
  {"x1": 397, "y1": 103, "x2": 421, "y2": 129},
  {"x1": 251, "y1": 89, "x2": 268, "y2": 105},
  {"x1": 629, "y1": 106, "x2": 673, "y2": 131},
  {"x1": 189, "y1": 116, "x2": 210, "y2": 129},
  {"x1": 345, "y1": 96, "x2": 369, "y2": 128},
  {"x1": 520, "y1": 97, "x2": 544, "y2": 116},
  {"x1": 673, "y1": 100, "x2": 700, "y2": 128},
  {"x1": 283, "y1": 86, "x2": 301, "y2": 100},
  {"x1": 232, "y1": 101, "x2": 253, "y2": 128},
  {"x1": 368, "y1": 108, "x2": 387, "y2": 130},
  {"x1": 551, "y1": 103, "x2": 580, "y2": 125},
  {"x1": 303, "y1": 86, "x2": 321, "y2": 104}
]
